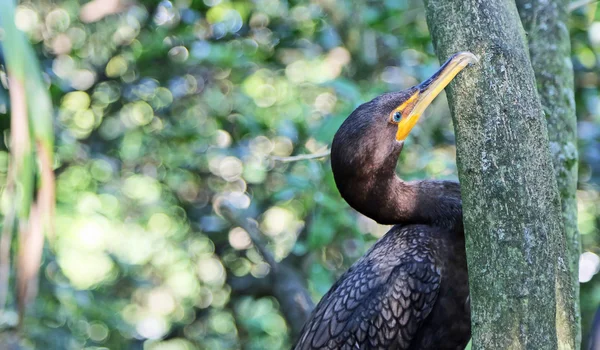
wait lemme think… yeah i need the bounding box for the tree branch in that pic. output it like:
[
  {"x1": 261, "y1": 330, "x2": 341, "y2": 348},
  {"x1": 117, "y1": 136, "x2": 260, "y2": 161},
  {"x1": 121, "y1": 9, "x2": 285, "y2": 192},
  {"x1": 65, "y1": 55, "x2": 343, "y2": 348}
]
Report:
[
  {"x1": 217, "y1": 201, "x2": 314, "y2": 337},
  {"x1": 219, "y1": 202, "x2": 278, "y2": 269}
]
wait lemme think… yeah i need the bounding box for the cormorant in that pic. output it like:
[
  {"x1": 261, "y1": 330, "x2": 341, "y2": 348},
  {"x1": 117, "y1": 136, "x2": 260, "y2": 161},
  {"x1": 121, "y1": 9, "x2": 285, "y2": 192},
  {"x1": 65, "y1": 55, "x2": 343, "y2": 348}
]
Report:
[{"x1": 294, "y1": 52, "x2": 477, "y2": 350}]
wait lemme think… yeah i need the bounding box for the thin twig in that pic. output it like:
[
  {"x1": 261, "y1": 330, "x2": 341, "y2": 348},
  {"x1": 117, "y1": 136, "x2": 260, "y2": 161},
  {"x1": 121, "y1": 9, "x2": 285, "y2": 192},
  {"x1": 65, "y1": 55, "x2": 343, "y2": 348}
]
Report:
[
  {"x1": 569, "y1": 0, "x2": 599, "y2": 11},
  {"x1": 270, "y1": 149, "x2": 331, "y2": 162}
]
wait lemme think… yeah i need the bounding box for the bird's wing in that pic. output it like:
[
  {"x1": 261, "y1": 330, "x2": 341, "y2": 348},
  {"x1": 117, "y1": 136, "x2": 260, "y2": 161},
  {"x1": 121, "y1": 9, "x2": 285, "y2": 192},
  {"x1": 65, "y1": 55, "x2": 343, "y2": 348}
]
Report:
[{"x1": 294, "y1": 231, "x2": 441, "y2": 350}]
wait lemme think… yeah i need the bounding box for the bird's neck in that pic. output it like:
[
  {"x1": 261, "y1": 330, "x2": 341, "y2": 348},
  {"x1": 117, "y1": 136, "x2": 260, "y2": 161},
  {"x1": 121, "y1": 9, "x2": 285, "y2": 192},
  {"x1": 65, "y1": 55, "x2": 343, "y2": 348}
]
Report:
[{"x1": 336, "y1": 172, "x2": 463, "y2": 232}]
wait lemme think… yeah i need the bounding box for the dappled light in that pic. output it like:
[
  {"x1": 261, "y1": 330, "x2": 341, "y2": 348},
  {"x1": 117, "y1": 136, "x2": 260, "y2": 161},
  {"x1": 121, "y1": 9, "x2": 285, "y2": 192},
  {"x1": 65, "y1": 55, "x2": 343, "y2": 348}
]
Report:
[{"x1": 0, "y1": 0, "x2": 598, "y2": 349}]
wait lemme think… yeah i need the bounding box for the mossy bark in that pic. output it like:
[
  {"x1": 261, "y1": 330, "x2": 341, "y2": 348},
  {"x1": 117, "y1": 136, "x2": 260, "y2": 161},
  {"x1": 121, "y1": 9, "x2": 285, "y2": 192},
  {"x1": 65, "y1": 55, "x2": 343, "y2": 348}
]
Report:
[
  {"x1": 423, "y1": 0, "x2": 572, "y2": 348},
  {"x1": 516, "y1": 1, "x2": 581, "y2": 348}
]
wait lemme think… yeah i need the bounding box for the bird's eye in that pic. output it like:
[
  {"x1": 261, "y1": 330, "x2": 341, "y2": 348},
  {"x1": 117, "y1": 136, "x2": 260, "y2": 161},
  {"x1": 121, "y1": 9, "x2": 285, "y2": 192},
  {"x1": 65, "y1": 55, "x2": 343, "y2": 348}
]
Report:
[{"x1": 392, "y1": 111, "x2": 402, "y2": 123}]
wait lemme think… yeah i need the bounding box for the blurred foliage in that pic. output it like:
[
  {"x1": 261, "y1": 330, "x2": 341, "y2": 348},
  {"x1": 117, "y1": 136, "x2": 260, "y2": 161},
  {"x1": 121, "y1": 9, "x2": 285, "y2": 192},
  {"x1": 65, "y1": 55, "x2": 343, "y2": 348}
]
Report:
[
  {"x1": 0, "y1": 0, "x2": 598, "y2": 349},
  {"x1": 0, "y1": 0, "x2": 55, "y2": 329}
]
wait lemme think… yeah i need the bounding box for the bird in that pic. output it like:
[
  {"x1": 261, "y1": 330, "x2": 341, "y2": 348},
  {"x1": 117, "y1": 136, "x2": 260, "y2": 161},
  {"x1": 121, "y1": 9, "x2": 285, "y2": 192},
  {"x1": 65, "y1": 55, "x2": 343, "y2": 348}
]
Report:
[{"x1": 294, "y1": 52, "x2": 477, "y2": 350}]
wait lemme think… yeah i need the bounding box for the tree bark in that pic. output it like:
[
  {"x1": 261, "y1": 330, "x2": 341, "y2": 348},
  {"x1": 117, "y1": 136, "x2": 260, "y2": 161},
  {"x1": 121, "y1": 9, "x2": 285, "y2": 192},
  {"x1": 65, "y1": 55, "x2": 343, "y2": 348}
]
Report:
[
  {"x1": 423, "y1": 0, "x2": 571, "y2": 348},
  {"x1": 516, "y1": 1, "x2": 581, "y2": 348}
]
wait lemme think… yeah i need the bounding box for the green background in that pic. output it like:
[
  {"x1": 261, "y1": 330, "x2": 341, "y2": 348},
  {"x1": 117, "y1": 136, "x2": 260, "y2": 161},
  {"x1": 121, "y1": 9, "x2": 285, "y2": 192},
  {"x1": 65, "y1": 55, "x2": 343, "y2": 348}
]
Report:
[{"x1": 0, "y1": 0, "x2": 599, "y2": 349}]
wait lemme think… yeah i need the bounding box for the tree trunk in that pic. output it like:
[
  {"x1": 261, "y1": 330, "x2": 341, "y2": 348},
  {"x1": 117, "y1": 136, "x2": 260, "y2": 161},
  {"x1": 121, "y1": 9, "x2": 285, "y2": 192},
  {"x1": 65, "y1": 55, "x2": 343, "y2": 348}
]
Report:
[
  {"x1": 516, "y1": 1, "x2": 581, "y2": 348},
  {"x1": 423, "y1": 0, "x2": 572, "y2": 348}
]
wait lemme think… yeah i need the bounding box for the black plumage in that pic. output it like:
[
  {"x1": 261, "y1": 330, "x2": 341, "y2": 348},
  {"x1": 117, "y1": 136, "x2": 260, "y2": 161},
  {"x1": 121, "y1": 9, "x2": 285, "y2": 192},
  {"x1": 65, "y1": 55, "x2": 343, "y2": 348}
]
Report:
[{"x1": 294, "y1": 53, "x2": 477, "y2": 350}]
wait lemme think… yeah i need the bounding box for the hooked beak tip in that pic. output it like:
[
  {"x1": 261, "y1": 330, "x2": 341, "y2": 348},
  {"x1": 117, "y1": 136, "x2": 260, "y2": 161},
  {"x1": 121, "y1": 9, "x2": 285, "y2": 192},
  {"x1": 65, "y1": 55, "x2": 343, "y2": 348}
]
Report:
[
  {"x1": 393, "y1": 51, "x2": 477, "y2": 142},
  {"x1": 455, "y1": 51, "x2": 479, "y2": 65}
]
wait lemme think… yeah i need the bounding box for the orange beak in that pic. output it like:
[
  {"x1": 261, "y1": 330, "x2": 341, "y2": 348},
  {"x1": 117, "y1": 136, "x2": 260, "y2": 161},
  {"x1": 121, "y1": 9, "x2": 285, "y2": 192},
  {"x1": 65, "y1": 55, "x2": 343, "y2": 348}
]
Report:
[{"x1": 395, "y1": 52, "x2": 478, "y2": 141}]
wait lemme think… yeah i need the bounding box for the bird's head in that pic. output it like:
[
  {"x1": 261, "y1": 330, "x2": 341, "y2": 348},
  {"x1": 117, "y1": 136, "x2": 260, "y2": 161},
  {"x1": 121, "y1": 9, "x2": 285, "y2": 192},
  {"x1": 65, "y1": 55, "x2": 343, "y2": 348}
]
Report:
[
  {"x1": 331, "y1": 52, "x2": 477, "y2": 178},
  {"x1": 330, "y1": 52, "x2": 476, "y2": 222}
]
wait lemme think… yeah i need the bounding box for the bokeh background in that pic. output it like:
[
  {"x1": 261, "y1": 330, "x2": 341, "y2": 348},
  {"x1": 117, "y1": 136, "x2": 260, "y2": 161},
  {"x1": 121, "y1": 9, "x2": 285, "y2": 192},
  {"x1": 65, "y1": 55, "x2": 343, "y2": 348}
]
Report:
[{"x1": 0, "y1": 0, "x2": 599, "y2": 349}]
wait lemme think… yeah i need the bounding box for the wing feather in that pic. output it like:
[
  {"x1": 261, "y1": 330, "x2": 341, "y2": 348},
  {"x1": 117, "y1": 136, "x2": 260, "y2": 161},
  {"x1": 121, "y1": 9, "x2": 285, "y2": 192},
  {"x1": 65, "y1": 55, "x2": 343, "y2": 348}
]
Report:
[{"x1": 294, "y1": 225, "x2": 442, "y2": 350}]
